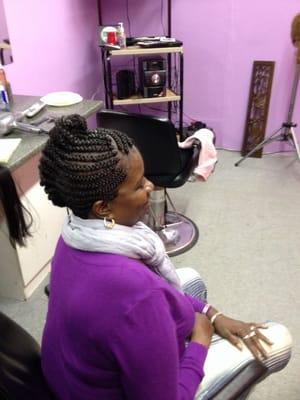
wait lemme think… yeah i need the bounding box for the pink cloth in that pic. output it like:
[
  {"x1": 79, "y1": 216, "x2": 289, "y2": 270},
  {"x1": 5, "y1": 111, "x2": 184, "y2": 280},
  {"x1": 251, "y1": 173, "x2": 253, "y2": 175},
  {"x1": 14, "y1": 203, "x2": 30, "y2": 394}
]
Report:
[{"x1": 178, "y1": 128, "x2": 217, "y2": 181}]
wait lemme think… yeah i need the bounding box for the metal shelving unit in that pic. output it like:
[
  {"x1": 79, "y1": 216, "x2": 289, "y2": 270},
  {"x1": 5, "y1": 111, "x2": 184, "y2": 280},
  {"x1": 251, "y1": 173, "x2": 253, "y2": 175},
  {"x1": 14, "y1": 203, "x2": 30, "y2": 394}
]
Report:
[{"x1": 97, "y1": 1, "x2": 184, "y2": 134}]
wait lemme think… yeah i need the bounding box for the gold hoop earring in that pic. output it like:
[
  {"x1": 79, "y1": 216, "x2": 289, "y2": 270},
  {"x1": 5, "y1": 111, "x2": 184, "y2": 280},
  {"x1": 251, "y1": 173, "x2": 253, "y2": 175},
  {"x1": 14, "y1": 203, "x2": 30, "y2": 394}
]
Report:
[{"x1": 103, "y1": 217, "x2": 115, "y2": 229}]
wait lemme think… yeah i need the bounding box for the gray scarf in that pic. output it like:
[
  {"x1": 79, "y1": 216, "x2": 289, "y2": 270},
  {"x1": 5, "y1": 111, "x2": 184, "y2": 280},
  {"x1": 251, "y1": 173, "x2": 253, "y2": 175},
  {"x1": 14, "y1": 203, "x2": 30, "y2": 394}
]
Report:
[{"x1": 61, "y1": 214, "x2": 182, "y2": 291}]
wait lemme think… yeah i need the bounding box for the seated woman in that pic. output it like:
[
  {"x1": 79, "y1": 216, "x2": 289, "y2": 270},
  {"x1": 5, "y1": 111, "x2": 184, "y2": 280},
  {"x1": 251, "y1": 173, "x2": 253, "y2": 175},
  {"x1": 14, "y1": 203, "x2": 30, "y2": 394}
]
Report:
[{"x1": 39, "y1": 115, "x2": 292, "y2": 400}]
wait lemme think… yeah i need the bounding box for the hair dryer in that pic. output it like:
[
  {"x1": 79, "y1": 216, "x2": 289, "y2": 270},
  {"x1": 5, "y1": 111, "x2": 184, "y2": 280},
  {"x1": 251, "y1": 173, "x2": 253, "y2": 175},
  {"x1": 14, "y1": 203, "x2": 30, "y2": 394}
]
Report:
[{"x1": 0, "y1": 111, "x2": 45, "y2": 137}]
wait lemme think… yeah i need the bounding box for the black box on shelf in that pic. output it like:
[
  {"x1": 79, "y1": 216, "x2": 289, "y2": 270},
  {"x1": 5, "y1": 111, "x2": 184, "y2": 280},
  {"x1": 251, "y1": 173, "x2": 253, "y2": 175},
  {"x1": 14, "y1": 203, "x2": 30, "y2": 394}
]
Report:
[
  {"x1": 139, "y1": 57, "x2": 166, "y2": 98},
  {"x1": 142, "y1": 86, "x2": 166, "y2": 98},
  {"x1": 116, "y1": 70, "x2": 135, "y2": 99},
  {"x1": 142, "y1": 69, "x2": 166, "y2": 87}
]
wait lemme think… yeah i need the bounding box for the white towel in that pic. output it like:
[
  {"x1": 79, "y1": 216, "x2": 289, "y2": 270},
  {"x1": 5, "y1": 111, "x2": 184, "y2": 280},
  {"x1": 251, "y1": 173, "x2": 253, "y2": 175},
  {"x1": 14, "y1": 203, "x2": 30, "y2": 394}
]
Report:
[
  {"x1": 178, "y1": 128, "x2": 217, "y2": 181},
  {"x1": 0, "y1": 138, "x2": 21, "y2": 163}
]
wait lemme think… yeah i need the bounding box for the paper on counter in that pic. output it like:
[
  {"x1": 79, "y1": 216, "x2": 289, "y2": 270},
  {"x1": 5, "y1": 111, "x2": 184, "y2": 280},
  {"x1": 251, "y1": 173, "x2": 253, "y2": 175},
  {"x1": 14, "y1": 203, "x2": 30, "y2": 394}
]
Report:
[{"x1": 0, "y1": 138, "x2": 21, "y2": 163}]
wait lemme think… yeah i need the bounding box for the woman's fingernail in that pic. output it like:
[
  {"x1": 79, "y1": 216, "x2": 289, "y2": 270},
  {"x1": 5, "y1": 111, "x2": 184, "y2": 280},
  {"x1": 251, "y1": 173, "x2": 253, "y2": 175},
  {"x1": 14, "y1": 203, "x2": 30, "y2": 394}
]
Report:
[{"x1": 237, "y1": 342, "x2": 243, "y2": 351}]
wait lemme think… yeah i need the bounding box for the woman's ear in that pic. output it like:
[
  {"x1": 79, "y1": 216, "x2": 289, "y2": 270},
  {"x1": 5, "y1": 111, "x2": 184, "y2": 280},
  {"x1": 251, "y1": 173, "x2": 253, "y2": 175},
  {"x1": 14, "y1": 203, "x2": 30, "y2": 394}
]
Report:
[{"x1": 91, "y1": 200, "x2": 112, "y2": 219}]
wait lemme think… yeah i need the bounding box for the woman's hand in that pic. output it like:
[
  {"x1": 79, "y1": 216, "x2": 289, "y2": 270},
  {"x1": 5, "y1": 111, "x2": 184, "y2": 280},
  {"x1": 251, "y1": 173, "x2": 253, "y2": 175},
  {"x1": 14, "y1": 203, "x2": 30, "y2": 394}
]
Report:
[
  {"x1": 213, "y1": 314, "x2": 273, "y2": 361},
  {"x1": 190, "y1": 312, "x2": 214, "y2": 349}
]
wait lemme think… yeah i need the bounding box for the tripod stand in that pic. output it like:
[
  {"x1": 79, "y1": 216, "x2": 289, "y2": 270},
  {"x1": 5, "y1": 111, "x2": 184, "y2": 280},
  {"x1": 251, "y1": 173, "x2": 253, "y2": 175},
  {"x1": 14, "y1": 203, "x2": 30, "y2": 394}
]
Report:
[{"x1": 235, "y1": 62, "x2": 300, "y2": 166}]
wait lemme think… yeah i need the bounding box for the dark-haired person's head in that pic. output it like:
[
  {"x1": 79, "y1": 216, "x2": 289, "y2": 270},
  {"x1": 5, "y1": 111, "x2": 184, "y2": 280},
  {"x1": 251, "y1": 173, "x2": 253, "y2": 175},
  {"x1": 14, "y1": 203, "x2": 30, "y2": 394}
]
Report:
[
  {"x1": 0, "y1": 165, "x2": 32, "y2": 247},
  {"x1": 39, "y1": 114, "x2": 153, "y2": 226}
]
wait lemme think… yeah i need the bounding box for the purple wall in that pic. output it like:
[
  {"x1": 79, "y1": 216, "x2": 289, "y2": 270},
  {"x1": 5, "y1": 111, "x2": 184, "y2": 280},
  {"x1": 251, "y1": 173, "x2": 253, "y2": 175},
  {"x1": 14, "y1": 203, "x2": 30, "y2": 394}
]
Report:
[
  {"x1": 172, "y1": 0, "x2": 300, "y2": 153},
  {"x1": 3, "y1": 0, "x2": 102, "y2": 100},
  {"x1": 2, "y1": 0, "x2": 300, "y2": 153},
  {"x1": 0, "y1": 0, "x2": 9, "y2": 43}
]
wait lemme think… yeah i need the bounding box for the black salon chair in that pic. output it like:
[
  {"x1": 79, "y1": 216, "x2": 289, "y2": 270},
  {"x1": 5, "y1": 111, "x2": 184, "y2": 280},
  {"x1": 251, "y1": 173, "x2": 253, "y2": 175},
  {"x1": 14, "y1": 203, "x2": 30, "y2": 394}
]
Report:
[
  {"x1": 97, "y1": 109, "x2": 200, "y2": 256},
  {"x1": 0, "y1": 311, "x2": 55, "y2": 400}
]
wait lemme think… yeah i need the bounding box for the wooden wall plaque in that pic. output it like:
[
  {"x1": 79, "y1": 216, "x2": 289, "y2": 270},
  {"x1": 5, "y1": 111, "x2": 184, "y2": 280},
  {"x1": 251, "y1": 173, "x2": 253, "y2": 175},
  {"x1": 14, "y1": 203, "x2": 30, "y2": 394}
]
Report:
[{"x1": 241, "y1": 61, "x2": 275, "y2": 157}]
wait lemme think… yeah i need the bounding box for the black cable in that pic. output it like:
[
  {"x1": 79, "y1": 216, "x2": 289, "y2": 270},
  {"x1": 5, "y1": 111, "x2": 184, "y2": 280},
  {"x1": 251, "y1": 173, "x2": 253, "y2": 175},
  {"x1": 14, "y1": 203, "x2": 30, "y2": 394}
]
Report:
[
  {"x1": 160, "y1": 0, "x2": 167, "y2": 36},
  {"x1": 126, "y1": 0, "x2": 132, "y2": 37}
]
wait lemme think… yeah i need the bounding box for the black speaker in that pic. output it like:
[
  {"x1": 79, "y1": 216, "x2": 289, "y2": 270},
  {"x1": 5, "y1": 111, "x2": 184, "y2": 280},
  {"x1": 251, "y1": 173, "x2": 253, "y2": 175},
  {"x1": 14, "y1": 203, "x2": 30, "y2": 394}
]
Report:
[
  {"x1": 143, "y1": 70, "x2": 166, "y2": 87},
  {"x1": 116, "y1": 70, "x2": 135, "y2": 99},
  {"x1": 142, "y1": 86, "x2": 166, "y2": 98},
  {"x1": 139, "y1": 58, "x2": 166, "y2": 98},
  {"x1": 141, "y1": 58, "x2": 166, "y2": 71}
]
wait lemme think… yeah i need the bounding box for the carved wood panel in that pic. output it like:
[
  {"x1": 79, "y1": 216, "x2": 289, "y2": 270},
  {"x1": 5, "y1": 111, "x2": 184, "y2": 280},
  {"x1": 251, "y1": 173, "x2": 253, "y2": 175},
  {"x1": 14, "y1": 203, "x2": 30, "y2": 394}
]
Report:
[{"x1": 241, "y1": 61, "x2": 275, "y2": 157}]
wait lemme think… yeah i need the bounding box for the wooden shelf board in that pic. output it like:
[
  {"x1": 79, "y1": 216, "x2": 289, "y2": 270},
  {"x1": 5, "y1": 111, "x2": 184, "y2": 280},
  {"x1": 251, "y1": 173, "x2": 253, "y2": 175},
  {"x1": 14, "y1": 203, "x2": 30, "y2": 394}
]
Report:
[
  {"x1": 109, "y1": 45, "x2": 183, "y2": 56},
  {"x1": 113, "y1": 88, "x2": 180, "y2": 106}
]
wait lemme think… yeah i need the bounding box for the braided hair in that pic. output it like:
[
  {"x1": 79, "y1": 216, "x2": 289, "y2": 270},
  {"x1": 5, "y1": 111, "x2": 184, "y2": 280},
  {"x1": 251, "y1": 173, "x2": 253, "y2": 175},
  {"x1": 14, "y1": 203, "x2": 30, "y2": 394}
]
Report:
[{"x1": 39, "y1": 114, "x2": 133, "y2": 218}]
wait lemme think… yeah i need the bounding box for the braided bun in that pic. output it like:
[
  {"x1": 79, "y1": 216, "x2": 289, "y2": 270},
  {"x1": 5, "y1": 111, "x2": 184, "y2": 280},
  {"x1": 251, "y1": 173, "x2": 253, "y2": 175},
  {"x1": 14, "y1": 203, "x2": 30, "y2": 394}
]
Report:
[{"x1": 39, "y1": 114, "x2": 133, "y2": 218}]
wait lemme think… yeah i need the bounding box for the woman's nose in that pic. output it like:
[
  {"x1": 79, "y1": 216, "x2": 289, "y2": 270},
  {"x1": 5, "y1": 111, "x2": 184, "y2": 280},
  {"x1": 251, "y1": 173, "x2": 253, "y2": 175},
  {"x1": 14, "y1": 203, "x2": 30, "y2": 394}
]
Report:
[{"x1": 145, "y1": 179, "x2": 154, "y2": 192}]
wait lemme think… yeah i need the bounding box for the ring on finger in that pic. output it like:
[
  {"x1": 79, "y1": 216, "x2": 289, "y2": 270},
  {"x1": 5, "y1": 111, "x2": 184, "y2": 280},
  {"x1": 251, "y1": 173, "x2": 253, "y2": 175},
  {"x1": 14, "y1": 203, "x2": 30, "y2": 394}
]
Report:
[{"x1": 242, "y1": 331, "x2": 256, "y2": 340}]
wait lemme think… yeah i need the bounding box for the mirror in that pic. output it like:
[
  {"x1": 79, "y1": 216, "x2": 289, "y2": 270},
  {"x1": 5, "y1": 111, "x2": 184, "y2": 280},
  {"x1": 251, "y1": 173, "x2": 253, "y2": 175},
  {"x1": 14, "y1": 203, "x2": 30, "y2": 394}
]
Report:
[{"x1": 0, "y1": 0, "x2": 13, "y2": 65}]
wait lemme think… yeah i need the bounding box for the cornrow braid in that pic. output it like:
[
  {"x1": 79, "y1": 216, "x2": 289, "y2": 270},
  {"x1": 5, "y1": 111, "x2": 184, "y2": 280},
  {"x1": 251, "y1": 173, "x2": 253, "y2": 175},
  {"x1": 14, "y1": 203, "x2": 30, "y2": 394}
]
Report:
[{"x1": 39, "y1": 114, "x2": 133, "y2": 218}]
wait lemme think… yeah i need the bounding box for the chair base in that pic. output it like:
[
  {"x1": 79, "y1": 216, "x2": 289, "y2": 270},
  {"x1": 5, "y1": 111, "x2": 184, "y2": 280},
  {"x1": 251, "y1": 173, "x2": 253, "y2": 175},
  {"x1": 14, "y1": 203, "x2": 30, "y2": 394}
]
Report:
[{"x1": 157, "y1": 211, "x2": 199, "y2": 257}]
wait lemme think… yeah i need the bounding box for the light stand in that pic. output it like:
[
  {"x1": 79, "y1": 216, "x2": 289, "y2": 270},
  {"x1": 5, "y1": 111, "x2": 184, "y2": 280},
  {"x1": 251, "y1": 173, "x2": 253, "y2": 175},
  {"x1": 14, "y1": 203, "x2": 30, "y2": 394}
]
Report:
[{"x1": 235, "y1": 59, "x2": 300, "y2": 167}]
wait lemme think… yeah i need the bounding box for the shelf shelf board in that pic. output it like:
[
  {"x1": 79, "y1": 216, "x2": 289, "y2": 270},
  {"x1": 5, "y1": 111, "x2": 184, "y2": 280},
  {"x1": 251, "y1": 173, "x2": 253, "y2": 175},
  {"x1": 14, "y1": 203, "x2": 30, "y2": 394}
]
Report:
[
  {"x1": 109, "y1": 45, "x2": 183, "y2": 56},
  {"x1": 113, "y1": 88, "x2": 180, "y2": 106}
]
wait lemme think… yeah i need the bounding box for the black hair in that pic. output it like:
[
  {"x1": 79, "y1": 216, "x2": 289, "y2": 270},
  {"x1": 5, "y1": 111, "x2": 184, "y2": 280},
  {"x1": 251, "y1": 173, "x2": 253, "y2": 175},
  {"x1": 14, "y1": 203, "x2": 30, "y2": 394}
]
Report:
[
  {"x1": 39, "y1": 114, "x2": 134, "y2": 218},
  {"x1": 0, "y1": 164, "x2": 32, "y2": 247}
]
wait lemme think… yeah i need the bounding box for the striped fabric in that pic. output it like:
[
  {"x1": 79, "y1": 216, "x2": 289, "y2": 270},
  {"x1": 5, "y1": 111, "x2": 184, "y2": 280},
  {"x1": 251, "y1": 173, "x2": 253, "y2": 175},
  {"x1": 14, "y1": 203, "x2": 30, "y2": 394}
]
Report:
[
  {"x1": 176, "y1": 267, "x2": 208, "y2": 302},
  {"x1": 176, "y1": 268, "x2": 292, "y2": 400}
]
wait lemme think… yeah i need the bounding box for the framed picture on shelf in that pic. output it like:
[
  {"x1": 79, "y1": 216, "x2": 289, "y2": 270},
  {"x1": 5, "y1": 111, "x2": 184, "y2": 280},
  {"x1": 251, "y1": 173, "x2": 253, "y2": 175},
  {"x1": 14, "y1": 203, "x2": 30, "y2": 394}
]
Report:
[{"x1": 98, "y1": 25, "x2": 119, "y2": 47}]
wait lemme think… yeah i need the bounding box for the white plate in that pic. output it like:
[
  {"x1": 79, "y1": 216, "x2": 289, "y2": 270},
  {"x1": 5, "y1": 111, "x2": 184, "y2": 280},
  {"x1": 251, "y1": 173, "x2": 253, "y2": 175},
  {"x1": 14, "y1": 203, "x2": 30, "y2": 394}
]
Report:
[{"x1": 40, "y1": 91, "x2": 83, "y2": 107}]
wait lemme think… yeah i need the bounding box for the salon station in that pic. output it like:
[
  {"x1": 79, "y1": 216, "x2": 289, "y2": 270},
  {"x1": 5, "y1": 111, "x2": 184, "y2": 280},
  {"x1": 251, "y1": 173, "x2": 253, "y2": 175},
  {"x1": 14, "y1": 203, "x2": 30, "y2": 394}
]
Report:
[
  {"x1": 0, "y1": 1, "x2": 299, "y2": 295},
  {"x1": 0, "y1": 4, "x2": 299, "y2": 283},
  {"x1": 0, "y1": 0, "x2": 220, "y2": 300},
  {"x1": 0, "y1": 95, "x2": 103, "y2": 299}
]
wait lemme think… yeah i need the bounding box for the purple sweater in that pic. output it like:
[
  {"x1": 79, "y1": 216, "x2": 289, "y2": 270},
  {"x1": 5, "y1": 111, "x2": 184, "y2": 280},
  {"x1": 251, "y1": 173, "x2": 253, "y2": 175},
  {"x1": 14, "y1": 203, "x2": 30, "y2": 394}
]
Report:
[{"x1": 42, "y1": 237, "x2": 208, "y2": 400}]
